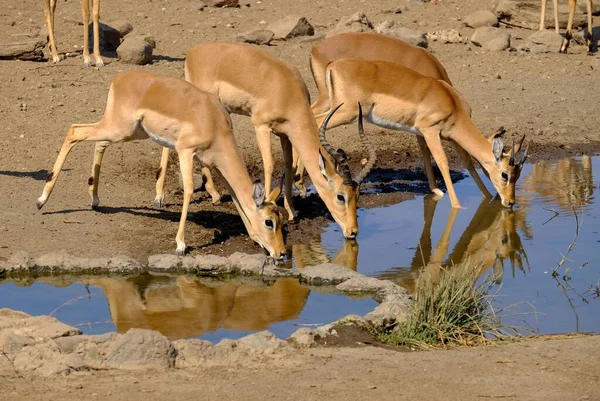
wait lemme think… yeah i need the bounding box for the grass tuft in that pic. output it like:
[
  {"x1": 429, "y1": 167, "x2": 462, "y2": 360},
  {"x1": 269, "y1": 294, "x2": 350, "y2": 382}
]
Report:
[{"x1": 377, "y1": 260, "x2": 519, "y2": 348}]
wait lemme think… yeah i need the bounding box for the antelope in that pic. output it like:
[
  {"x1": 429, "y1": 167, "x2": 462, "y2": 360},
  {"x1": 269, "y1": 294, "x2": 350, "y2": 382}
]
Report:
[
  {"x1": 314, "y1": 59, "x2": 530, "y2": 209},
  {"x1": 154, "y1": 42, "x2": 376, "y2": 239},
  {"x1": 43, "y1": 0, "x2": 104, "y2": 66},
  {"x1": 89, "y1": 275, "x2": 310, "y2": 339},
  {"x1": 36, "y1": 71, "x2": 286, "y2": 258},
  {"x1": 295, "y1": 32, "x2": 482, "y2": 199},
  {"x1": 290, "y1": 239, "x2": 359, "y2": 271},
  {"x1": 539, "y1": 0, "x2": 595, "y2": 54}
]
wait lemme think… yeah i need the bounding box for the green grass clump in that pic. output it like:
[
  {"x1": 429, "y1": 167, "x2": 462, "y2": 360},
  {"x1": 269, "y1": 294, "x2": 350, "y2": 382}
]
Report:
[{"x1": 378, "y1": 260, "x2": 514, "y2": 348}]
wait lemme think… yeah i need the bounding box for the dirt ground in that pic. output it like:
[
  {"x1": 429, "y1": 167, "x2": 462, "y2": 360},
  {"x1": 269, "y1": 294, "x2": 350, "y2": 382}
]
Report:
[
  {"x1": 1, "y1": 0, "x2": 599, "y2": 261},
  {"x1": 0, "y1": 335, "x2": 599, "y2": 401}
]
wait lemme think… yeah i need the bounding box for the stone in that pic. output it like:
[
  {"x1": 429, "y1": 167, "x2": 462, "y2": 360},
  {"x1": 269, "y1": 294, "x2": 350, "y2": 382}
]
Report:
[
  {"x1": 0, "y1": 332, "x2": 33, "y2": 357},
  {"x1": 102, "y1": 329, "x2": 174, "y2": 370},
  {"x1": 205, "y1": 0, "x2": 239, "y2": 7},
  {"x1": 0, "y1": 39, "x2": 45, "y2": 61},
  {"x1": 236, "y1": 29, "x2": 274, "y2": 45},
  {"x1": 193, "y1": 255, "x2": 234, "y2": 274},
  {"x1": 5, "y1": 314, "x2": 81, "y2": 340},
  {"x1": 7, "y1": 251, "x2": 32, "y2": 269},
  {"x1": 519, "y1": 30, "x2": 563, "y2": 53},
  {"x1": 375, "y1": 21, "x2": 428, "y2": 48},
  {"x1": 336, "y1": 276, "x2": 403, "y2": 300},
  {"x1": 578, "y1": 0, "x2": 600, "y2": 15},
  {"x1": 427, "y1": 29, "x2": 466, "y2": 44},
  {"x1": 236, "y1": 331, "x2": 290, "y2": 353},
  {"x1": 228, "y1": 252, "x2": 267, "y2": 274},
  {"x1": 106, "y1": 255, "x2": 144, "y2": 272},
  {"x1": 299, "y1": 263, "x2": 361, "y2": 285},
  {"x1": 471, "y1": 27, "x2": 511, "y2": 51},
  {"x1": 177, "y1": 171, "x2": 205, "y2": 192},
  {"x1": 463, "y1": 10, "x2": 499, "y2": 28},
  {"x1": 326, "y1": 12, "x2": 373, "y2": 38},
  {"x1": 172, "y1": 339, "x2": 213, "y2": 368},
  {"x1": 88, "y1": 21, "x2": 121, "y2": 51},
  {"x1": 365, "y1": 293, "x2": 412, "y2": 328},
  {"x1": 109, "y1": 20, "x2": 134, "y2": 37},
  {"x1": 266, "y1": 16, "x2": 314, "y2": 40},
  {"x1": 117, "y1": 36, "x2": 153, "y2": 65},
  {"x1": 495, "y1": 0, "x2": 587, "y2": 30},
  {"x1": 12, "y1": 340, "x2": 64, "y2": 375},
  {"x1": 289, "y1": 327, "x2": 321, "y2": 348},
  {"x1": 129, "y1": 33, "x2": 156, "y2": 49}
]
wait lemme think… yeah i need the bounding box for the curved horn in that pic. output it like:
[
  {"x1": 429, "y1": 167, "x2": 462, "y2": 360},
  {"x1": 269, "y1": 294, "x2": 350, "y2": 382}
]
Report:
[
  {"x1": 319, "y1": 103, "x2": 352, "y2": 185},
  {"x1": 509, "y1": 139, "x2": 515, "y2": 166},
  {"x1": 354, "y1": 103, "x2": 377, "y2": 185},
  {"x1": 519, "y1": 141, "x2": 530, "y2": 165}
]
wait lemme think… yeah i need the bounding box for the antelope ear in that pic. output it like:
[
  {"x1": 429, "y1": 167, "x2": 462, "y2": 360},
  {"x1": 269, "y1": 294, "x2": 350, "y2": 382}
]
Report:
[
  {"x1": 491, "y1": 131, "x2": 505, "y2": 163},
  {"x1": 318, "y1": 149, "x2": 337, "y2": 184},
  {"x1": 252, "y1": 182, "x2": 265, "y2": 207}
]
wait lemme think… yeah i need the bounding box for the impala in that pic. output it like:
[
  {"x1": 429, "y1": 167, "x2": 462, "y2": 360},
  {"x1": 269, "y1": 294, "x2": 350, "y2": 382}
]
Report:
[
  {"x1": 539, "y1": 0, "x2": 594, "y2": 54},
  {"x1": 154, "y1": 42, "x2": 376, "y2": 239},
  {"x1": 314, "y1": 59, "x2": 529, "y2": 209},
  {"x1": 294, "y1": 32, "x2": 489, "y2": 200},
  {"x1": 43, "y1": 0, "x2": 104, "y2": 66},
  {"x1": 36, "y1": 71, "x2": 285, "y2": 258}
]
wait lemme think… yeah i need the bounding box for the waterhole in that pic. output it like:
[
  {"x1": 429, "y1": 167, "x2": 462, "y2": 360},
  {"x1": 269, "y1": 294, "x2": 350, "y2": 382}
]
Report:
[{"x1": 1, "y1": 157, "x2": 598, "y2": 339}]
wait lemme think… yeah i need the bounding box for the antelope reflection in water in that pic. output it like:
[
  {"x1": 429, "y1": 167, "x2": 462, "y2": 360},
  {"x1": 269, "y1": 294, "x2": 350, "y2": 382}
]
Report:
[
  {"x1": 89, "y1": 276, "x2": 310, "y2": 339},
  {"x1": 289, "y1": 239, "x2": 359, "y2": 271},
  {"x1": 521, "y1": 155, "x2": 595, "y2": 210},
  {"x1": 378, "y1": 195, "x2": 532, "y2": 293}
]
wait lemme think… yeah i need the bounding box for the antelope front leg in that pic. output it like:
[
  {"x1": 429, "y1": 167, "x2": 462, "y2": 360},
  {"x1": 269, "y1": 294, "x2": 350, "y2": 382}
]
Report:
[
  {"x1": 88, "y1": 140, "x2": 110, "y2": 209},
  {"x1": 37, "y1": 123, "x2": 99, "y2": 209},
  {"x1": 280, "y1": 136, "x2": 297, "y2": 221},
  {"x1": 292, "y1": 147, "x2": 307, "y2": 198},
  {"x1": 91, "y1": 0, "x2": 104, "y2": 66},
  {"x1": 416, "y1": 136, "x2": 444, "y2": 199},
  {"x1": 154, "y1": 147, "x2": 170, "y2": 208},
  {"x1": 255, "y1": 124, "x2": 275, "y2": 198},
  {"x1": 560, "y1": 0, "x2": 577, "y2": 53},
  {"x1": 451, "y1": 142, "x2": 492, "y2": 198},
  {"x1": 81, "y1": 0, "x2": 91, "y2": 67},
  {"x1": 422, "y1": 130, "x2": 461, "y2": 209},
  {"x1": 175, "y1": 149, "x2": 194, "y2": 255},
  {"x1": 43, "y1": 0, "x2": 60, "y2": 63},
  {"x1": 200, "y1": 166, "x2": 221, "y2": 204}
]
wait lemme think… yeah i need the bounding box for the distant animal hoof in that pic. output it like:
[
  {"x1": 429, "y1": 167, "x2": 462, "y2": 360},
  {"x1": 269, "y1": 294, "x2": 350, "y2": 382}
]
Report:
[{"x1": 153, "y1": 198, "x2": 164, "y2": 208}]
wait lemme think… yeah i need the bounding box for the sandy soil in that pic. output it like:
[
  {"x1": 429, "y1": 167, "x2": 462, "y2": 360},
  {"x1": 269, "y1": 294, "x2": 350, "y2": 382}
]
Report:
[
  {"x1": 1, "y1": 335, "x2": 599, "y2": 401},
  {"x1": 1, "y1": 0, "x2": 599, "y2": 261}
]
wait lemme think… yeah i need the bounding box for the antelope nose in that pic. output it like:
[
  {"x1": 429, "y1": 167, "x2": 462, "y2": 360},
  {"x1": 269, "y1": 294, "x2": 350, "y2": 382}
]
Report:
[
  {"x1": 348, "y1": 231, "x2": 358, "y2": 239},
  {"x1": 508, "y1": 201, "x2": 515, "y2": 208}
]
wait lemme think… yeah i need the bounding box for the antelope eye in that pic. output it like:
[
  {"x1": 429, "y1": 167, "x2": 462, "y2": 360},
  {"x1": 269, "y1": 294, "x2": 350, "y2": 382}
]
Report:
[
  {"x1": 265, "y1": 219, "x2": 274, "y2": 228},
  {"x1": 501, "y1": 172, "x2": 509, "y2": 181},
  {"x1": 336, "y1": 194, "x2": 345, "y2": 203}
]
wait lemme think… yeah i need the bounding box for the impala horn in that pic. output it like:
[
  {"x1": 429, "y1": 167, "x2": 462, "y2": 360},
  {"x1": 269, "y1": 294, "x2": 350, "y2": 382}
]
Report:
[
  {"x1": 319, "y1": 103, "x2": 353, "y2": 186},
  {"x1": 509, "y1": 139, "x2": 515, "y2": 166},
  {"x1": 519, "y1": 141, "x2": 530, "y2": 165},
  {"x1": 353, "y1": 103, "x2": 377, "y2": 186}
]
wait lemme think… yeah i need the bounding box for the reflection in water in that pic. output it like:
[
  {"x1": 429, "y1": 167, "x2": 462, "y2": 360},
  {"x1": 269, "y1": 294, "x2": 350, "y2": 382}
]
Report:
[
  {"x1": 89, "y1": 276, "x2": 310, "y2": 339},
  {"x1": 288, "y1": 239, "x2": 359, "y2": 271},
  {"x1": 377, "y1": 196, "x2": 531, "y2": 293},
  {"x1": 522, "y1": 155, "x2": 594, "y2": 211}
]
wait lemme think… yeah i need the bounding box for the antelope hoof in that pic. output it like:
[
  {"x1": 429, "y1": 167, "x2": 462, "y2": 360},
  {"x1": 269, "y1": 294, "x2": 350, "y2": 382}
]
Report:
[
  {"x1": 35, "y1": 198, "x2": 46, "y2": 210},
  {"x1": 91, "y1": 198, "x2": 100, "y2": 210},
  {"x1": 432, "y1": 188, "x2": 444, "y2": 198},
  {"x1": 175, "y1": 244, "x2": 186, "y2": 255},
  {"x1": 51, "y1": 55, "x2": 60, "y2": 64},
  {"x1": 287, "y1": 210, "x2": 298, "y2": 222},
  {"x1": 95, "y1": 58, "x2": 105, "y2": 68},
  {"x1": 153, "y1": 197, "x2": 165, "y2": 208},
  {"x1": 211, "y1": 196, "x2": 222, "y2": 205}
]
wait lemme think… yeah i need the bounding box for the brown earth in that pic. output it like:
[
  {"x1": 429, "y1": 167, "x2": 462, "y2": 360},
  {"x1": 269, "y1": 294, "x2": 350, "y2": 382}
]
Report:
[
  {"x1": 1, "y1": 335, "x2": 599, "y2": 401},
  {"x1": 1, "y1": 0, "x2": 599, "y2": 262}
]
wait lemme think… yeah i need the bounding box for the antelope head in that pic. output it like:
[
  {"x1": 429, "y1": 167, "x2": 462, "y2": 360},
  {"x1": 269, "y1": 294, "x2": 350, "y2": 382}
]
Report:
[
  {"x1": 318, "y1": 103, "x2": 376, "y2": 239},
  {"x1": 488, "y1": 127, "x2": 530, "y2": 208}
]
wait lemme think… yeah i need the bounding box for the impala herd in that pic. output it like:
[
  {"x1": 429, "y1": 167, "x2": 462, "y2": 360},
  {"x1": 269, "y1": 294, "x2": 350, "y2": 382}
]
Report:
[{"x1": 51, "y1": 0, "x2": 600, "y2": 259}]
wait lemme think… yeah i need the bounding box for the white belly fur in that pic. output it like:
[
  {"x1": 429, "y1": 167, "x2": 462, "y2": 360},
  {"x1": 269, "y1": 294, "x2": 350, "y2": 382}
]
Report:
[
  {"x1": 366, "y1": 109, "x2": 423, "y2": 137},
  {"x1": 141, "y1": 122, "x2": 176, "y2": 149}
]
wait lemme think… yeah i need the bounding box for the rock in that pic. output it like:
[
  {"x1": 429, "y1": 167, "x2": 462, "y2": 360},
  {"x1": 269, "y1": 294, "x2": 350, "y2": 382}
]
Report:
[
  {"x1": 193, "y1": 255, "x2": 234, "y2": 274},
  {"x1": 106, "y1": 255, "x2": 144, "y2": 272},
  {"x1": 236, "y1": 331, "x2": 290, "y2": 353},
  {"x1": 463, "y1": 10, "x2": 499, "y2": 28},
  {"x1": 591, "y1": 57, "x2": 600, "y2": 70},
  {"x1": 148, "y1": 254, "x2": 191, "y2": 272},
  {"x1": 427, "y1": 29, "x2": 466, "y2": 44},
  {"x1": 579, "y1": 0, "x2": 600, "y2": 15},
  {"x1": 205, "y1": 0, "x2": 239, "y2": 7},
  {"x1": 0, "y1": 332, "x2": 33, "y2": 357},
  {"x1": 236, "y1": 29, "x2": 274, "y2": 45},
  {"x1": 88, "y1": 21, "x2": 121, "y2": 52},
  {"x1": 375, "y1": 21, "x2": 428, "y2": 48},
  {"x1": 3, "y1": 314, "x2": 81, "y2": 340},
  {"x1": 470, "y1": 27, "x2": 511, "y2": 51},
  {"x1": 494, "y1": 0, "x2": 587, "y2": 30},
  {"x1": 336, "y1": 277, "x2": 404, "y2": 301},
  {"x1": 117, "y1": 36, "x2": 153, "y2": 65},
  {"x1": 299, "y1": 263, "x2": 361, "y2": 285},
  {"x1": 127, "y1": 33, "x2": 156, "y2": 49},
  {"x1": 172, "y1": 339, "x2": 214, "y2": 368},
  {"x1": 266, "y1": 16, "x2": 314, "y2": 40},
  {"x1": 12, "y1": 340, "x2": 66, "y2": 375},
  {"x1": 108, "y1": 20, "x2": 134, "y2": 37},
  {"x1": 326, "y1": 12, "x2": 373, "y2": 38},
  {"x1": 176, "y1": 171, "x2": 205, "y2": 192},
  {"x1": 0, "y1": 39, "x2": 45, "y2": 61},
  {"x1": 7, "y1": 251, "x2": 33, "y2": 269},
  {"x1": 288, "y1": 327, "x2": 321, "y2": 348},
  {"x1": 365, "y1": 293, "x2": 412, "y2": 328},
  {"x1": 519, "y1": 30, "x2": 563, "y2": 53},
  {"x1": 228, "y1": 252, "x2": 267, "y2": 274},
  {"x1": 103, "y1": 329, "x2": 174, "y2": 370}
]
